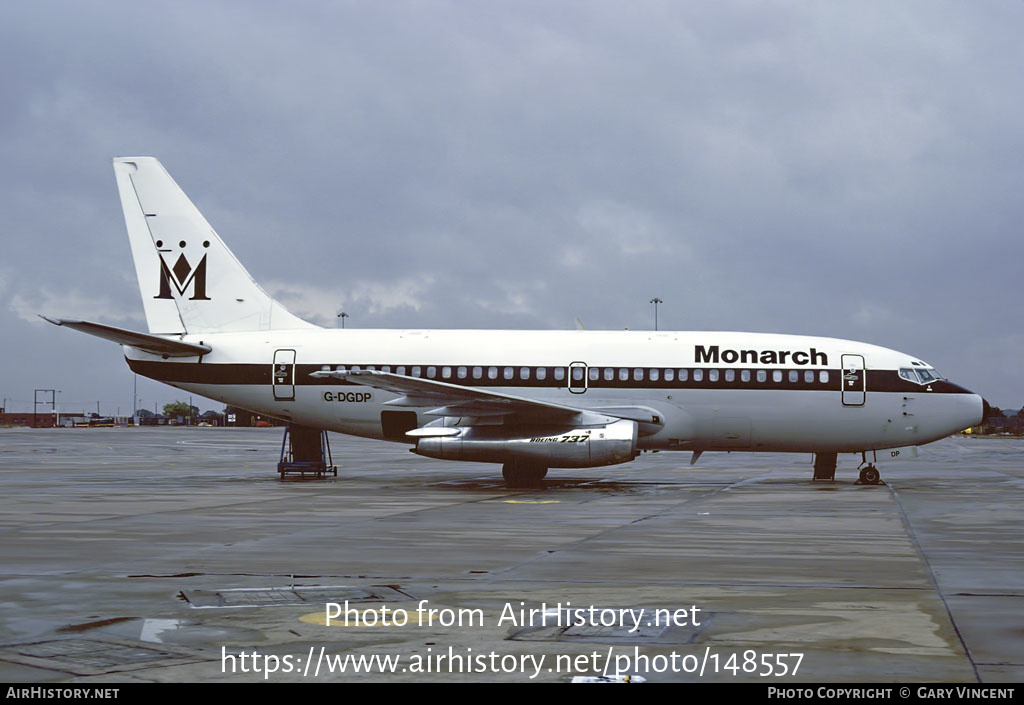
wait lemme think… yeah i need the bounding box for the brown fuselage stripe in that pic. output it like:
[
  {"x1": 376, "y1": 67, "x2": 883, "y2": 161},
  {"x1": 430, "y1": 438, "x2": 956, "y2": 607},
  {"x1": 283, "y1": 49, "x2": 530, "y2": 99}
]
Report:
[{"x1": 126, "y1": 359, "x2": 974, "y2": 395}]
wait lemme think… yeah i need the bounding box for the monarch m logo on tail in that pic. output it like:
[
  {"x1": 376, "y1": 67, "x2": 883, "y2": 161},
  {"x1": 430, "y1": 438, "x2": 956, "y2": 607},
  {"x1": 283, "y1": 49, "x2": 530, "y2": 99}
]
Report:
[{"x1": 154, "y1": 239, "x2": 210, "y2": 300}]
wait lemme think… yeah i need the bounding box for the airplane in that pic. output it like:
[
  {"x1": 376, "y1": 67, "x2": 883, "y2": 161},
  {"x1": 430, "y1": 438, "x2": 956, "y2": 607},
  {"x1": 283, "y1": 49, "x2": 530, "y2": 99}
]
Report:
[{"x1": 45, "y1": 157, "x2": 990, "y2": 487}]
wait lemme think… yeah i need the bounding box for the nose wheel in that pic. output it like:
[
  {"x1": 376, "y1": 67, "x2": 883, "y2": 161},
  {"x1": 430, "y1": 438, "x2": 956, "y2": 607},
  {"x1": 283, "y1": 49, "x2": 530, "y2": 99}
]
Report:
[{"x1": 857, "y1": 464, "x2": 883, "y2": 485}]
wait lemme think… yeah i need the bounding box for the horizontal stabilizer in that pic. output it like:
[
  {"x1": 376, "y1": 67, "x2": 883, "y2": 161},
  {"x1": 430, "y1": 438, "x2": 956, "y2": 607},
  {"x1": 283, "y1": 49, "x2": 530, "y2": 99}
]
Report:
[{"x1": 41, "y1": 317, "x2": 211, "y2": 357}]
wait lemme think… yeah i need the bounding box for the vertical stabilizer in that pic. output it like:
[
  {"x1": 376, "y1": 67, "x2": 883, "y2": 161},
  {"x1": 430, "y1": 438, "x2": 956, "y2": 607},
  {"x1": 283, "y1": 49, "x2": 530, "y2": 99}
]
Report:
[{"x1": 113, "y1": 157, "x2": 316, "y2": 334}]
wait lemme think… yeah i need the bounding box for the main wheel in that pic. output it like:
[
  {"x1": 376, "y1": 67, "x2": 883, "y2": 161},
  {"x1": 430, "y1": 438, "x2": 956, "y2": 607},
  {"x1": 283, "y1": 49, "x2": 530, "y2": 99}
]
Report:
[
  {"x1": 502, "y1": 462, "x2": 548, "y2": 488},
  {"x1": 858, "y1": 465, "x2": 881, "y2": 485}
]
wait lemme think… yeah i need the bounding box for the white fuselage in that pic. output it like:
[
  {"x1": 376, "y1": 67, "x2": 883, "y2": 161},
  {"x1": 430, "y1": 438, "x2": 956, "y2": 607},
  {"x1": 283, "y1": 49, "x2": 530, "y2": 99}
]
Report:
[{"x1": 125, "y1": 328, "x2": 983, "y2": 456}]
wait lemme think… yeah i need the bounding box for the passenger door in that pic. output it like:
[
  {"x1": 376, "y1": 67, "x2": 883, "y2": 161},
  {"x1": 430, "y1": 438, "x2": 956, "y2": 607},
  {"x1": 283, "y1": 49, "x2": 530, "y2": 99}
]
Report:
[
  {"x1": 273, "y1": 349, "x2": 296, "y2": 401},
  {"x1": 841, "y1": 354, "x2": 865, "y2": 406}
]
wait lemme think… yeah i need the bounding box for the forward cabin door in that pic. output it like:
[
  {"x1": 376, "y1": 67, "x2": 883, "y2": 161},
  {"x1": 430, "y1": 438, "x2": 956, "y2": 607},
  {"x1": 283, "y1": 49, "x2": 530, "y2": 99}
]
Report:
[
  {"x1": 273, "y1": 349, "x2": 296, "y2": 401},
  {"x1": 841, "y1": 354, "x2": 866, "y2": 406}
]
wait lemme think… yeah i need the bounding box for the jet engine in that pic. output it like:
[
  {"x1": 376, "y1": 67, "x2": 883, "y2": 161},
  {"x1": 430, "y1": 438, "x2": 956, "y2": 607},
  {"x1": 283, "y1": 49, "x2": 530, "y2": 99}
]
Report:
[{"x1": 413, "y1": 418, "x2": 638, "y2": 468}]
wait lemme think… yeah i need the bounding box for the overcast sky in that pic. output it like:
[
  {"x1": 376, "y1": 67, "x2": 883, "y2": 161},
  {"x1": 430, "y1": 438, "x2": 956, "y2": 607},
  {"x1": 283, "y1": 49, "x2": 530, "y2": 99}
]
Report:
[{"x1": 2, "y1": 1, "x2": 1022, "y2": 416}]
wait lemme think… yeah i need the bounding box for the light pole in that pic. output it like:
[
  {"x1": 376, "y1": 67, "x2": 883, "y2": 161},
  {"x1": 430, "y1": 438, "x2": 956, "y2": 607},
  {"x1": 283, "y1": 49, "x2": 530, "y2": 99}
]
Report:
[
  {"x1": 649, "y1": 298, "x2": 663, "y2": 331},
  {"x1": 337, "y1": 311, "x2": 349, "y2": 329}
]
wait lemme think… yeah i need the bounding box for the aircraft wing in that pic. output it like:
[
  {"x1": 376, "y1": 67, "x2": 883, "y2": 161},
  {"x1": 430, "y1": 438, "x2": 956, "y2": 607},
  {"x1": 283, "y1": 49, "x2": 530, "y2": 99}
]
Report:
[
  {"x1": 41, "y1": 317, "x2": 212, "y2": 357},
  {"x1": 310, "y1": 369, "x2": 583, "y2": 419},
  {"x1": 309, "y1": 369, "x2": 663, "y2": 426}
]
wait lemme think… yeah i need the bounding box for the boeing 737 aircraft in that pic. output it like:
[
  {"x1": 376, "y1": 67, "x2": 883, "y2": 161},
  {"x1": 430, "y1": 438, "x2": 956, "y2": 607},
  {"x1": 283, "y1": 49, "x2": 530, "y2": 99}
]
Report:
[{"x1": 46, "y1": 158, "x2": 988, "y2": 487}]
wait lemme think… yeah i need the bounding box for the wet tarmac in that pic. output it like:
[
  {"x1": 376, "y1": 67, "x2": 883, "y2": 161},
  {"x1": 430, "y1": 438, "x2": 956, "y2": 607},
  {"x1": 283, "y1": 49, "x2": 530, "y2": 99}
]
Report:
[{"x1": 0, "y1": 427, "x2": 1021, "y2": 683}]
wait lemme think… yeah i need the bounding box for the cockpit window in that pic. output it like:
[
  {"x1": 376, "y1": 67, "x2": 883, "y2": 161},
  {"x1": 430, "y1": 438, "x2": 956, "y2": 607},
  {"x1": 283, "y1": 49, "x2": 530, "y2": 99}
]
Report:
[{"x1": 900, "y1": 367, "x2": 942, "y2": 384}]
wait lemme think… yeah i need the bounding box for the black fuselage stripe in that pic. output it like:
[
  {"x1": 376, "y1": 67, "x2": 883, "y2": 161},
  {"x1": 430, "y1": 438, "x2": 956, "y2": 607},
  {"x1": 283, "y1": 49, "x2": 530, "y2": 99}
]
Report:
[{"x1": 126, "y1": 360, "x2": 973, "y2": 395}]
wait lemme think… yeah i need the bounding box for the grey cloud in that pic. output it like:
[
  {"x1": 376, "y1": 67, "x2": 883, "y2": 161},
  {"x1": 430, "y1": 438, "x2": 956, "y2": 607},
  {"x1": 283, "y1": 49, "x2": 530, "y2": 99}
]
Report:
[{"x1": 1, "y1": 1, "x2": 1021, "y2": 411}]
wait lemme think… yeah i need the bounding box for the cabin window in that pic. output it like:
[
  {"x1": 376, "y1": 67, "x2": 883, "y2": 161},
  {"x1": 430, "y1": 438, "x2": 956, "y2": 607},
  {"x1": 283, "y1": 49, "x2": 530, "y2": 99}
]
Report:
[
  {"x1": 741, "y1": 369, "x2": 751, "y2": 382},
  {"x1": 693, "y1": 369, "x2": 703, "y2": 382},
  {"x1": 488, "y1": 366, "x2": 498, "y2": 379},
  {"x1": 709, "y1": 369, "x2": 719, "y2": 382},
  {"x1": 678, "y1": 369, "x2": 688, "y2": 381},
  {"x1": 773, "y1": 370, "x2": 782, "y2": 383},
  {"x1": 604, "y1": 367, "x2": 614, "y2": 381},
  {"x1": 473, "y1": 366, "x2": 482, "y2": 379},
  {"x1": 351, "y1": 365, "x2": 361, "y2": 372},
  {"x1": 427, "y1": 366, "x2": 437, "y2": 378},
  {"x1": 572, "y1": 367, "x2": 585, "y2": 381},
  {"x1": 554, "y1": 367, "x2": 565, "y2": 381},
  {"x1": 411, "y1": 366, "x2": 421, "y2": 377},
  {"x1": 589, "y1": 367, "x2": 600, "y2": 381},
  {"x1": 396, "y1": 366, "x2": 406, "y2": 375},
  {"x1": 650, "y1": 368, "x2": 660, "y2": 381},
  {"x1": 634, "y1": 368, "x2": 644, "y2": 381},
  {"x1": 819, "y1": 370, "x2": 829, "y2": 384},
  {"x1": 618, "y1": 368, "x2": 629, "y2": 381},
  {"x1": 804, "y1": 370, "x2": 814, "y2": 383},
  {"x1": 725, "y1": 369, "x2": 735, "y2": 382},
  {"x1": 520, "y1": 367, "x2": 530, "y2": 380},
  {"x1": 457, "y1": 366, "x2": 467, "y2": 379},
  {"x1": 537, "y1": 367, "x2": 547, "y2": 380},
  {"x1": 757, "y1": 370, "x2": 767, "y2": 383},
  {"x1": 442, "y1": 366, "x2": 452, "y2": 379},
  {"x1": 789, "y1": 370, "x2": 798, "y2": 383},
  {"x1": 504, "y1": 367, "x2": 514, "y2": 380},
  {"x1": 665, "y1": 369, "x2": 675, "y2": 382}
]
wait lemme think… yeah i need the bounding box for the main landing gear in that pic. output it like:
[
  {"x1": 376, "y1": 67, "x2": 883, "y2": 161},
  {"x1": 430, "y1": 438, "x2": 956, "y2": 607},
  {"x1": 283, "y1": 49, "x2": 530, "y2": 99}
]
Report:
[{"x1": 502, "y1": 460, "x2": 548, "y2": 488}]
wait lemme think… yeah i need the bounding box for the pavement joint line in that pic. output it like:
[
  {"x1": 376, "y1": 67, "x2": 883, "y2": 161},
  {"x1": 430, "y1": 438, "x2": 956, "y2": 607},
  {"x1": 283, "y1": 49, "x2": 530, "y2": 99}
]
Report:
[{"x1": 888, "y1": 481, "x2": 982, "y2": 684}]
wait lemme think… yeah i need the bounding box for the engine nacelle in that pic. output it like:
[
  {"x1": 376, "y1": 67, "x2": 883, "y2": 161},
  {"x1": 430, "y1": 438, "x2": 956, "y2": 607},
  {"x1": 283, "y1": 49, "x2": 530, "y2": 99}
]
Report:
[{"x1": 414, "y1": 419, "x2": 638, "y2": 468}]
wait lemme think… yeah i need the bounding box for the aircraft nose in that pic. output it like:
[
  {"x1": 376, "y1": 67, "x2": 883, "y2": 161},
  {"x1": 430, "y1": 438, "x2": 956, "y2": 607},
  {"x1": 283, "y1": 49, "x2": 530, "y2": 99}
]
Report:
[
  {"x1": 939, "y1": 380, "x2": 986, "y2": 430},
  {"x1": 959, "y1": 393, "x2": 986, "y2": 431},
  {"x1": 980, "y1": 398, "x2": 995, "y2": 426}
]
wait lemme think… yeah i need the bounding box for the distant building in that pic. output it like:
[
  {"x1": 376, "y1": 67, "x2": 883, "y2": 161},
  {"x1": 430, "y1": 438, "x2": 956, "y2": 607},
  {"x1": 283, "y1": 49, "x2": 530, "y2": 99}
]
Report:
[
  {"x1": 0, "y1": 412, "x2": 43, "y2": 427},
  {"x1": 224, "y1": 405, "x2": 284, "y2": 427},
  {"x1": 0, "y1": 412, "x2": 88, "y2": 428}
]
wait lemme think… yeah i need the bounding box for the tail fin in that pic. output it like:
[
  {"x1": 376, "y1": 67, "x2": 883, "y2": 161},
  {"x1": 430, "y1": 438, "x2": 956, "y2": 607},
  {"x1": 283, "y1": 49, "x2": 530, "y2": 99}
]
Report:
[{"x1": 113, "y1": 157, "x2": 316, "y2": 334}]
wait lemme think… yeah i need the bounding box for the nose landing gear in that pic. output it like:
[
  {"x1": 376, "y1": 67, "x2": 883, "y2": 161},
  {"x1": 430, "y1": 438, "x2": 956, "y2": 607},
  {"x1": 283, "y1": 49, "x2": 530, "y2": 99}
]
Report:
[
  {"x1": 856, "y1": 451, "x2": 884, "y2": 485},
  {"x1": 857, "y1": 465, "x2": 882, "y2": 485}
]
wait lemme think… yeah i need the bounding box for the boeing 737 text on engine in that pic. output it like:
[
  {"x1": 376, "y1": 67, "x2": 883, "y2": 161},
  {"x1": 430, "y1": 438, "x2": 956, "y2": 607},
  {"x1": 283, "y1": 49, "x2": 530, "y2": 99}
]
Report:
[{"x1": 45, "y1": 158, "x2": 989, "y2": 487}]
